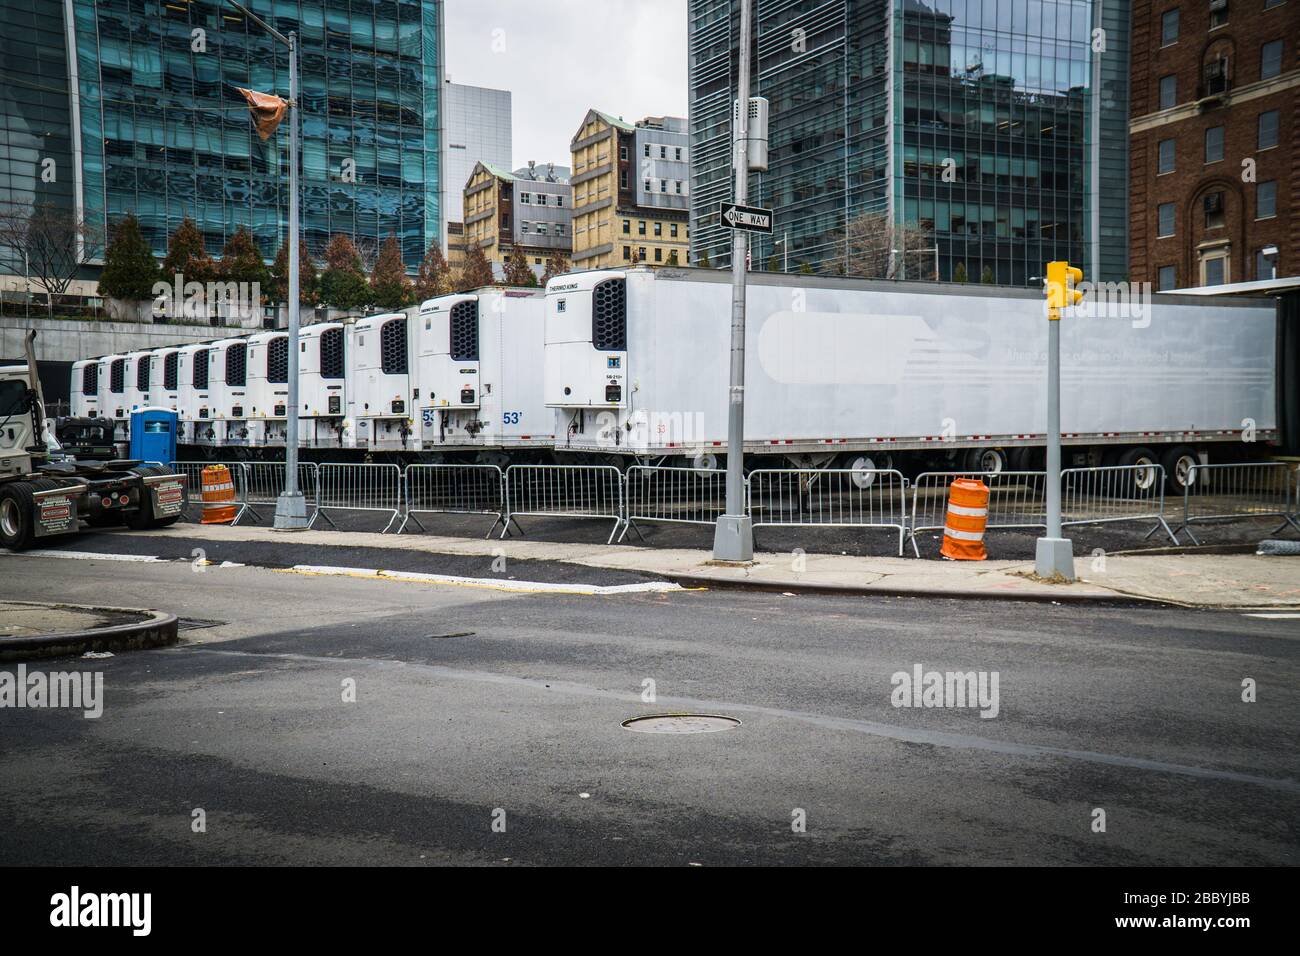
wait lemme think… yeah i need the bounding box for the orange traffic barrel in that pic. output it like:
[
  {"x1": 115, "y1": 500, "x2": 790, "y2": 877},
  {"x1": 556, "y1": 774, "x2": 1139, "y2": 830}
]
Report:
[
  {"x1": 940, "y1": 477, "x2": 989, "y2": 560},
  {"x1": 200, "y1": 464, "x2": 238, "y2": 524}
]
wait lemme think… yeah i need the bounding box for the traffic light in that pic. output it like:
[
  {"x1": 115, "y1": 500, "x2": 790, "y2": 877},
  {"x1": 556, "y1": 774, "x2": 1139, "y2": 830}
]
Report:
[{"x1": 1045, "y1": 261, "x2": 1085, "y2": 318}]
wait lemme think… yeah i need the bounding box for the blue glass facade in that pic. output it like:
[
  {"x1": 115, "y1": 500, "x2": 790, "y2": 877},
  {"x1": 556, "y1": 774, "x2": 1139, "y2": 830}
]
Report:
[
  {"x1": 68, "y1": 0, "x2": 442, "y2": 268},
  {"x1": 688, "y1": 0, "x2": 1127, "y2": 285}
]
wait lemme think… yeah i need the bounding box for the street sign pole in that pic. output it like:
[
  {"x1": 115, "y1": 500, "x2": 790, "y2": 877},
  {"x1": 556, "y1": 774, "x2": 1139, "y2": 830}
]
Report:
[
  {"x1": 1035, "y1": 261, "x2": 1081, "y2": 579},
  {"x1": 713, "y1": 0, "x2": 755, "y2": 562}
]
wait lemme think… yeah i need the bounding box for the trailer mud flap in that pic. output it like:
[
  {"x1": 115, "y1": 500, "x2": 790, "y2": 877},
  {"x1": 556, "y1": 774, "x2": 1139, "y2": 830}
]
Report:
[
  {"x1": 145, "y1": 476, "x2": 186, "y2": 517},
  {"x1": 33, "y1": 486, "x2": 85, "y2": 538}
]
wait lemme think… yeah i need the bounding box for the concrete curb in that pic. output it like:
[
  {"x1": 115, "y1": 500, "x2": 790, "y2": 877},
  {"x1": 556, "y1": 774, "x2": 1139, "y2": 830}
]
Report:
[
  {"x1": 659, "y1": 572, "x2": 1164, "y2": 605},
  {"x1": 0, "y1": 605, "x2": 179, "y2": 663}
]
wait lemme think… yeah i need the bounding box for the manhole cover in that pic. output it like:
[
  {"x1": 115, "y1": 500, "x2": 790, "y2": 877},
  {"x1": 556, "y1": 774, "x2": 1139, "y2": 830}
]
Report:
[{"x1": 621, "y1": 714, "x2": 741, "y2": 734}]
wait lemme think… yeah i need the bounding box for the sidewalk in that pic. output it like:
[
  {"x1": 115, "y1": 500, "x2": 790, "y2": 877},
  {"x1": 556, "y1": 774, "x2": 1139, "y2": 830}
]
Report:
[
  {"x1": 0, "y1": 601, "x2": 178, "y2": 661},
  {"x1": 111, "y1": 523, "x2": 1300, "y2": 609}
]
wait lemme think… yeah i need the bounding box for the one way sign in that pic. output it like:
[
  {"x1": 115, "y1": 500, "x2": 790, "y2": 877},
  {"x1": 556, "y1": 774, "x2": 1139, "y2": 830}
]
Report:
[{"x1": 719, "y1": 201, "x2": 773, "y2": 234}]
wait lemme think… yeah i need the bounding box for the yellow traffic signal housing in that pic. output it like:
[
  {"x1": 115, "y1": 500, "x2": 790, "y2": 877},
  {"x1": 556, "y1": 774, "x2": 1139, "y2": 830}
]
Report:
[{"x1": 1045, "y1": 261, "x2": 1085, "y2": 317}]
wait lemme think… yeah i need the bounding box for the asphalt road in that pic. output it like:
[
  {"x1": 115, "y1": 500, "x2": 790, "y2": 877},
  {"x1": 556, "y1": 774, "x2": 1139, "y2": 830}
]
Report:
[{"x1": 1, "y1": 545, "x2": 1297, "y2": 866}]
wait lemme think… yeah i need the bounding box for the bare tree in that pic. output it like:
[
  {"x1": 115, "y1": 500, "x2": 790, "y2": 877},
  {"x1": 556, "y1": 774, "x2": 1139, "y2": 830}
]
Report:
[
  {"x1": 0, "y1": 201, "x2": 103, "y2": 318},
  {"x1": 844, "y1": 212, "x2": 936, "y2": 281}
]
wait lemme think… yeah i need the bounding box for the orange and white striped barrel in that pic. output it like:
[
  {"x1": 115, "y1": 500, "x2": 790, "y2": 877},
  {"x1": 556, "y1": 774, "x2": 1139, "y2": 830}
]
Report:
[
  {"x1": 940, "y1": 477, "x2": 989, "y2": 560},
  {"x1": 200, "y1": 464, "x2": 238, "y2": 525}
]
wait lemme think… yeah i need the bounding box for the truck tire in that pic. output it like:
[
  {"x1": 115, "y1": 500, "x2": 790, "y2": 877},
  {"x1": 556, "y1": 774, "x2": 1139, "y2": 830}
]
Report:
[
  {"x1": 0, "y1": 478, "x2": 61, "y2": 551},
  {"x1": 1115, "y1": 446, "x2": 1161, "y2": 496},
  {"x1": 1160, "y1": 445, "x2": 1200, "y2": 496},
  {"x1": 124, "y1": 465, "x2": 181, "y2": 530}
]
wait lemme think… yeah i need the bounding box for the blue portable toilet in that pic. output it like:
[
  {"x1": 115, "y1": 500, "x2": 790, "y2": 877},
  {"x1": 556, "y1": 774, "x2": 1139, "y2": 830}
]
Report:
[{"x1": 129, "y1": 406, "x2": 178, "y2": 465}]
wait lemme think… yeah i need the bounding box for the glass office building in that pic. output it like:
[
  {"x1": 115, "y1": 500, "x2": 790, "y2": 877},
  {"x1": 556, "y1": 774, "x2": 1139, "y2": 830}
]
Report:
[
  {"x1": 58, "y1": 0, "x2": 443, "y2": 268},
  {"x1": 688, "y1": 0, "x2": 1128, "y2": 285}
]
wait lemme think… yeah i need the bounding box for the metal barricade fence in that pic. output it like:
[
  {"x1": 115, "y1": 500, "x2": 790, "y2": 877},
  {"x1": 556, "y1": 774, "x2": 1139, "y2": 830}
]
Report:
[
  {"x1": 170, "y1": 460, "x2": 250, "y2": 523},
  {"x1": 503, "y1": 464, "x2": 625, "y2": 543},
  {"x1": 1177, "y1": 461, "x2": 1300, "y2": 545},
  {"x1": 316, "y1": 462, "x2": 403, "y2": 533},
  {"x1": 621, "y1": 465, "x2": 726, "y2": 542},
  {"x1": 747, "y1": 468, "x2": 909, "y2": 556},
  {"x1": 239, "y1": 461, "x2": 320, "y2": 526},
  {"x1": 1060, "y1": 464, "x2": 1177, "y2": 544},
  {"x1": 909, "y1": 471, "x2": 1046, "y2": 557},
  {"x1": 400, "y1": 463, "x2": 505, "y2": 536}
]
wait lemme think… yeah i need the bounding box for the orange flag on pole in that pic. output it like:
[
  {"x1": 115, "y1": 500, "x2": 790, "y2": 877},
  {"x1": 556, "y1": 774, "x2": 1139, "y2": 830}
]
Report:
[{"x1": 235, "y1": 88, "x2": 288, "y2": 140}]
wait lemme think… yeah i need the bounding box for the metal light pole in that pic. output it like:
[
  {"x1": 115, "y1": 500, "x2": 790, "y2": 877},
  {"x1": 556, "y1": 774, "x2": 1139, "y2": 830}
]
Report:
[
  {"x1": 713, "y1": 0, "x2": 754, "y2": 562},
  {"x1": 228, "y1": 2, "x2": 306, "y2": 529},
  {"x1": 1036, "y1": 261, "x2": 1080, "y2": 579}
]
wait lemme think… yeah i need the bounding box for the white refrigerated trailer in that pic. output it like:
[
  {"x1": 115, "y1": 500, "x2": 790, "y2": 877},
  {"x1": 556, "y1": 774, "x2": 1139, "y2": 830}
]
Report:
[
  {"x1": 244, "y1": 331, "x2": 289, "y2": 447},
  {"x1": 298, "y1": 322, "x2": 346, "y2": 448},
  {"x1": 543, "y1": 267, "x2": 1278, "y2": 488},
  {"x1": 345, "y1": 312, "x2": 412, "y2": 451},
  {"x1": 416, "y1": 288, "x2": 552, "y2": 457}
]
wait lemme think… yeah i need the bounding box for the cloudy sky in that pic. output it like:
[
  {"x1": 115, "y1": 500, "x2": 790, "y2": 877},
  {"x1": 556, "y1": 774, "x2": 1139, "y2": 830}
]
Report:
[{"x1": 444, "y1": 0, "x2": 689, "y2": 167}]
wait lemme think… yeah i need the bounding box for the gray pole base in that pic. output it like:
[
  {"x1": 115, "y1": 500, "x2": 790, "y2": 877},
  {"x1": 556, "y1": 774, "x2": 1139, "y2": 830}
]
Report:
[
  {"x1": 272, "y1": 491, "x2": 309, "y2": 531},
  {"x1": 713, "y1": 514, "x2": 754, "y2": 562},
  {"x1": 1034, "y1": 537, "x2": 1075, "y2": 580}
]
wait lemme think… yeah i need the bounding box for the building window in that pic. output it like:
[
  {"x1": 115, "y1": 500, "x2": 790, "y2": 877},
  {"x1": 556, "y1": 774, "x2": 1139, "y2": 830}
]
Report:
[
  {"x1": 619, "y1": 145, "x2": 628, "y2": 161},
  {"x1": 660, "y1": 146, "x2": 667, "y2": 159},
  {"x1": 1161, "y1": 9, "x2": 1179, "y2": 46},
  {"x1": 654, "y1": 222, "x2": 662, "y2": 236},
  {"x1": 1159, "y1": 75, "x2": 1177, "y2": 109},
  {"x1": 670, "y1": 223, "x2": 679, "y2": 238},
  {"x1": 1257, "y1": 180, "x2": 1277, "y2": 218},
  {"x1": 1205, "y1": 126, "x2": 1224, "y2": 163},
  {"x1": 639, "y1": 247, "x2": 647, "y2": 260},
  {"x1": 675, "y1": 147, "x2": 683, "y2": 161},
  {"x1": 1260, "y1": 40, "x2": 1283, "y2": 79},
  {"x1": 638, "y1": 221, "x2": 646, "y2": 235},
  {"x1": 520, "y1": 221, "x2": 530, "y2": 233},
  {"x1": 555, "y1": 195, "x2": 564, "y2": 207},
  {"x1": 1264, "y1": 0, "x2": 1283, "y2": 7},
  {"x1": 644, "y1": 179, "x2": 651, "y2": 191},
  {"x1": 1157, "y1": 202, "x2": 1176, "y2": 237},
  {"x1": 644, "y1": 144, "x2": 650, "y2": 157},
  {"x1": 623, "y1": 246, "x2": 631, "y2": 260},
  {"x1": 555, "y1": 224, "x2": 565, "y2": 236},
  {"x1": 654, "y1": 248, "x2": 663, "y2": 262},
  {"x1": 1158, "y1": 265, "x2": 1177, "y2": 291},
  {"x1": 1256, "y1": 247, "x2": 1279, "y2": 279},
  {"x1": 1204, "y1": 191, "x2": 1225, "y2": 228},
  {"x1": 536, "y1": 194, "x2": 547, "y2": 207},
  {"x1": 520, "y1": 192, "x2": 531, "y2": 204},
  {"x1": 1158, "y1": 139, "x2": 1176, "y2": 174},
  {"x1": 1209, "y1": 0, "x2": 1229, "y2": 29},
  {"x1": 1201, "y1": 250, "x2": 1229, "y2": 286},
  {"x1": 536, "y1": 223, "x2": 548, "y2": 236},
  {"x1": 1203, "y1": 56, "x2": 1229, "y2": 95},
  {"x1": 675, "y1": 180, "x2": 683, "y2": 194},
  {"x1": 1259, "y1": 110, "x2": 1280, "y2": 149},
  {"x1": 622, "y1": 219, "x2": 630, "y2": 234},
  {"x1": 660, "y1": 180, "x2": 668, "y2": 192}
]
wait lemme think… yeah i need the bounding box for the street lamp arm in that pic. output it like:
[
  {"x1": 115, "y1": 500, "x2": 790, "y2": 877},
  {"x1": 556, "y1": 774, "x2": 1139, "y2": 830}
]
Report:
[{"x1": 226, "y1": 0, "x2": 290, "y2": 46}]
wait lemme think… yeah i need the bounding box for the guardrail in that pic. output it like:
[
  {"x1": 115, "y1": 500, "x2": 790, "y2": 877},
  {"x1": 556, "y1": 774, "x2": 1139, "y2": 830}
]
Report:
[
  {"x1": 621, "y1": 465, "x2": 726, "y2": 542},
  {"x1": 239, "y1": 461, "x2": 320, "y2": 526},
  {"x1": 400, "y1": 463, "x2": 505, "y2": 537},
  {"x1": 503, "y1": 464, "x2": 625, "y2": 543},
  {"x1": 748, "y1": 468, "x2": 909, "y2": 556},
  {"x1": 909, "y1": 471, "x2": 1046, "y2": 557},
  {"x1": 1176, "y1": 461, "x2": 1300, "y2": 545},
  {"x1": 1061, "y1": 464, "x2": 1178, "y2": 544},
  {"x1": 316, "y1": 462, "x2": 402, "y2": 533}
]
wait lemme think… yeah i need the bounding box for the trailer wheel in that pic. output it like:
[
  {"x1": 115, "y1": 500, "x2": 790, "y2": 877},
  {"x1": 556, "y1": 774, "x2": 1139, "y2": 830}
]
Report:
[
  {"x1": 1160, "y1": 445, "x2": 1199, "y2": 496},
  {"x1": 839, "y1": 453, "x2": 891, "y2": 489},
  {"x1": 963, "y1": 447, "x2": 1007, "y2": 475},
  {"x1": 1116, "y1": 446, "x2": 1160, "y2": 495}
]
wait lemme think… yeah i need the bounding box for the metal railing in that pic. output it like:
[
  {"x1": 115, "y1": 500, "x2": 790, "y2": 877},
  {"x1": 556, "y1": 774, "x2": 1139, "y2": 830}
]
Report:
[
  {"x1": 170, "y1": 460, "x2": 251, "y2": 523},
  {"x1": 239, "y1": 461, "x2": 320, "y2": 526},
  {"x1": 400, "y1": 463, "x2": 505, "y2": 537},
  {"x1": 1060, "y1": 463, "x2": 1178, "y2": 544},
  {"x1": 503, "y1": 464, "x2": 625, "y2": 543},
  {"x1": 909, "y1": 471, "x2": 1046, "y2": 557},
  {"x1": 747, "y1": 468, "x2": 909, "y2": 556},
  {"x1": 316, "y1": 462, "x2": 402, "y2": 533},
  {"x1": 1176, "y1": 461, "x2": 1300, "y2": 545},
  {"x1": 621, "y1": 465, "x2": 726, "y2": 542}
]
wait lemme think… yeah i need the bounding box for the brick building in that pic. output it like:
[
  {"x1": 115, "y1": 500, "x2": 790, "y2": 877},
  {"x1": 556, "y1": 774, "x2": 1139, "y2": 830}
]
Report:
[{"x1": 1129, "y1": 0, "x2": 1297, "y2": 289}]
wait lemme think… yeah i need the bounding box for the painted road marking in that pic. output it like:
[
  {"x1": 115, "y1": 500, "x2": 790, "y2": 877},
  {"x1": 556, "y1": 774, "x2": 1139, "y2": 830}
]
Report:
[
  {"x1": 1242, "y1": 612, "x2": 1300, "y2": 619},
  {"x1": 284, "y1": 564, "x2": 685, "y2": 595},
  {"x1": 21, "y1": 550, "x2": 163, "y2": 562}
]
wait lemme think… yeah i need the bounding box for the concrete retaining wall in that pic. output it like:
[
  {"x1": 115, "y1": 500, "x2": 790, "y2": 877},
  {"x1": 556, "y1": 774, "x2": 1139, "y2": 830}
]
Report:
[{"x1": 1, "y1": 315, "x2": 228, "y2": 364}]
